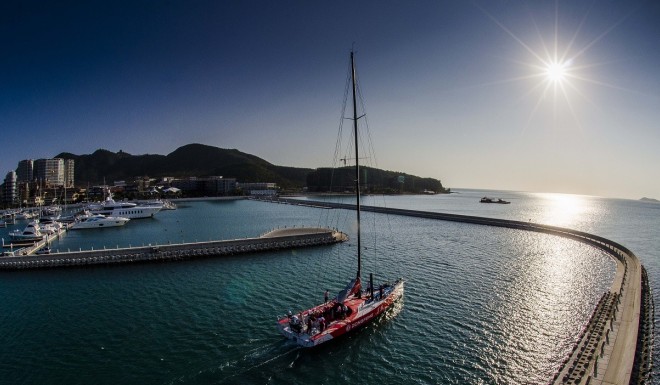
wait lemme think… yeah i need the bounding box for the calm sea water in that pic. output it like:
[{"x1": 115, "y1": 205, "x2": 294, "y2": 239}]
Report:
[{"x1": 1, "y1": 189, "x2": 658, "y2": 384}]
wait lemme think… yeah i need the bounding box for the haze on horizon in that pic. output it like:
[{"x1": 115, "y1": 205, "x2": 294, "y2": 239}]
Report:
[{"x1": 1, "y1": 1, "x2": 658, "y2": 200}]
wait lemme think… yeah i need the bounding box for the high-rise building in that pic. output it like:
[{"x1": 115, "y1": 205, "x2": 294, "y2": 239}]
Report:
[
  {"x1": 16, "y1": 159, "x2": 34, "y2": 183},
  {"x1": 64, "y1": 159, "x2": 75, "y2": 187},
  {"x1": 34, "y1": 158, "x2": 65, "y2": 186},
  {"x1": 2, "y1": 171, "x2": 18, "y2": 206}
]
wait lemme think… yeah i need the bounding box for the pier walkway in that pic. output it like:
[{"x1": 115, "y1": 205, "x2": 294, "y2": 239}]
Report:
[
  {"x1": 0, "y1": 227, "x2": 347, "y2": 270},
  {"x1": 2, "y1": 225, "x2": 70, "y2": 256},
  {"x1": 252, "y1": 197, "x2": 652, "y2": 385}
]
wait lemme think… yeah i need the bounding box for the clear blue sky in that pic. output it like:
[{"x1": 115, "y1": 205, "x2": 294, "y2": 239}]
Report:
[{"x1": 1, "y1": 1, "x2": 658, "y2": 199}]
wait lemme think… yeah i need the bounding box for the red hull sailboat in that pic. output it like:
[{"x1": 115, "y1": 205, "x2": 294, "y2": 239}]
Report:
[{"x1": 277, "y1": 51, "x2": 404, "y2": 348}]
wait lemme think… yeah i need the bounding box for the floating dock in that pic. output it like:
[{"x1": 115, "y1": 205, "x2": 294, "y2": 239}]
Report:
[
  {"x1": 0, "y1": 227, "x2": 346, "y2": 270},
  {"x1": 2, "y1": 226, "x2": 69, "y2": 256}
]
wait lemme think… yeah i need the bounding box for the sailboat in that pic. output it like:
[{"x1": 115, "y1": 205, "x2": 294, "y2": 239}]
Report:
[{"x1": 277, "y1": 51, "x2": 404, "y2": 348}]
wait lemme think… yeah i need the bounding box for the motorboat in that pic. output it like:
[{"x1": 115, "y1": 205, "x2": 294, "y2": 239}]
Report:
[
  {"x1": 480, "y1": 197, "x2": 510, "y2": 204},
  {"x1": 9, "y1": 221, "x2": 45, "y2": 241},
  {"x1": 38, "y1": 217, "x2": 66, "y2": 234},
  {"x1": 70, "y1": 214, "x2": 130, "y2": 230}
]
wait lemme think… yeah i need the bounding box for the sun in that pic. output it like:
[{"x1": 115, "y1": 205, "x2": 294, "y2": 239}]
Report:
[
  {"x1": 473, "y1": 2, "x2": 634, "y2": 132},
  {"x1": 545, "y1": 60, "x2": 569, "y2": 83}
]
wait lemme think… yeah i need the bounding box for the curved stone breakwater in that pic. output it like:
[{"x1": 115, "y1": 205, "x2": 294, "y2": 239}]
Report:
[
  {"x1": 254, "y1": 197, "x2": 653, "y2": 385},
  {"x1": 0, "y1": 227, "x2": 347, "y2": 271},
  {"x1": 631, "y1": 266, "x2": 654, "y2": 384}
]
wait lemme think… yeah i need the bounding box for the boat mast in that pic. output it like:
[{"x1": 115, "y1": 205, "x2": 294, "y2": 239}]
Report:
[{"x1": 351, "y1": 50, "x2": 361, "y2": 281}]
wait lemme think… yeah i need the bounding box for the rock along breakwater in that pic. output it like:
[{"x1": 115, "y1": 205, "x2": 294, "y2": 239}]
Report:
[{"x1": 0, "y1": 227, "x2": 347, "y2": 271}]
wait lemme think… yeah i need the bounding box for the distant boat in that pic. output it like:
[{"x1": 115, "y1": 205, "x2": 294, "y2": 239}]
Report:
[
  {"x1": 71, "y1": 214, "x2": 130, "y2": 230},
  {"x1": 277, "y1": 50, "x2": 404, "y2": 348},
  {"x1": 480, "y1": 197, "x2": 510, "y2": 204}
]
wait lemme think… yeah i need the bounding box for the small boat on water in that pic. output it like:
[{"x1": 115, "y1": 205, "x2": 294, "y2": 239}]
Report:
[
  {"x1": 8, "y1": 221, "x2": 45, "y2": 242},
  {"x1": 277, "y1": 51, "x2": 404, "y2": 348},
  {"x1": 480, "y1": 197, "x2": 510, "y2": 204},
  {"x1": 70, "y1": 214, "x2": 130, "y2": 230}
]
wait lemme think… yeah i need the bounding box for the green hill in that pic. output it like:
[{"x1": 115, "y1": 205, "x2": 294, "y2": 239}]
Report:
[{"x1": 56, "y1": 143, "x2": 448, "y2": 193}]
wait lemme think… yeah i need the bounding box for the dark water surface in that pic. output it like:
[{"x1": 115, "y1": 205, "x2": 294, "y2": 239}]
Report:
[{"x1": 1, "y1": 190, "x2": 657, "y2": 384}]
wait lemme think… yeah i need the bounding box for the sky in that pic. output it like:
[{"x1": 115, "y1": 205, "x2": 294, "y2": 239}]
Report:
[{"x1": 1, "y1": 1, "x2": 659, "y2": 200}]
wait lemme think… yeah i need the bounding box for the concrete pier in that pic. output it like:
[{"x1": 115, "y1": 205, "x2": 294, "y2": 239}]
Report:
[
  {"x1": 0, "y1": 227, "x2": 347, "y2": 270},
  {"x1": 252, "y1": 197, "x2": 652, "y2": 385}
]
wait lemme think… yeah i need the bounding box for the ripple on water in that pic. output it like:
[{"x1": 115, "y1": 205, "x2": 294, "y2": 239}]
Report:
[{"x1": 0, "y1": 201, "x2": 618, "y2": 384}]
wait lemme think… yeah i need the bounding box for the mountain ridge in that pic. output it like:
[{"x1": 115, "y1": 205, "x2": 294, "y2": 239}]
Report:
[{"x1": 56, "y1": 143, "x2": 447, "y2": 192}]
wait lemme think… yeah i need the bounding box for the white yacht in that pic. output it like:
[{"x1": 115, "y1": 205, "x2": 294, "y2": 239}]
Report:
[
  {"x1": 71, "y1": 214, "x2": 130, "y2": 230},
  {"x1": 9, "y1": 221, "x2": 45, "y2": 241},
  {"x1": 39, "y1": 218, "x2": 64, "y2": 235},
  {"x1": 87, "y1": 196, "x2": 162, "y2": 219}
]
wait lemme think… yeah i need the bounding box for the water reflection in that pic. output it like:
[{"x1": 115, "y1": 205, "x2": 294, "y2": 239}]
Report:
[
  {"x1": 477, "y1": 231, "x2": 615, "y2": 383},
  {"x1": 534, "y1": 193, "x2": 591, "y2": 228}
]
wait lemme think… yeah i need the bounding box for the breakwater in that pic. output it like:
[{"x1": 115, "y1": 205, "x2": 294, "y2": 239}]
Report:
[
  {"x1": 0, "y1": 227, "x2": 346, "y2": 270},
  {"x1": 254, "y1": 197, "x2": 653, "y2": 385}
]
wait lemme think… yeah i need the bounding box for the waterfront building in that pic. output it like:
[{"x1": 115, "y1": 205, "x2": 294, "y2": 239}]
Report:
[
  {"x1": 2, "y1": 171, "x2": 18, "y2": 206},
  {"x1": 171, "y1": 176, "x2": 237, "y2": 196},
  {"x1": 64, "y1": 159, "x2": 75, "y2": 187},
  {"x1": 238, "y1": 182, "x2": 278, "y2": 196},
  {"x1": 16, "y1": 159, "x2": 34, "y2": 183},
  {"x1": 88, "y1": 186, "x2": 107, "y2": 201},
  {"x1": 34, "y1": 158, "x2": 65, "y2": 187}
]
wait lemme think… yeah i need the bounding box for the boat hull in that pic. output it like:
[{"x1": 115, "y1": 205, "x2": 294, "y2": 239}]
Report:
[
  {"x1": 88, "y1": 206, "x2": 161, "y2": 219},
  {"x1": 71, "y1": 216, "x2": 130, "y2": 230},
  {"x1": 277, "y1": 279, "x2": 404, "y2": 348}
]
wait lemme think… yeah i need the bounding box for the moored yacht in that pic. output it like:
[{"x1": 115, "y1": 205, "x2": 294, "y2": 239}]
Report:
[
  {"x1": 87, "y1": 196, "x2": 162, "y2": 219},
  {"x1": 9, "y1": 221, "x2": 45, "y2": 242},
  {"x1": 71, "y1": 214, "x2": 130, "y2": 230},
  {"x1": 38, "y1": 218, "x2": 65, "y2": 235}
]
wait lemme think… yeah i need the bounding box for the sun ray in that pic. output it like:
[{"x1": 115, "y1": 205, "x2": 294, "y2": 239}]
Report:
[
  {"x1": 467, "y1": 1, "x2": 647, "y2": 134},
  {"x1": 473, "y1": 3, "x2": 547, "y2": 65},
  {"x1": 457, "y1": 73, "x2": 542, "y2": 91},
  {"x1": 523, "y1": 81, "x2": 553, "y2": 133},
  {"x1": 558, "y1": 81, "x2": 585, "y2": 134},
  {"x1": 569, "y1": 5, "x2": 638, "y2": 65}
]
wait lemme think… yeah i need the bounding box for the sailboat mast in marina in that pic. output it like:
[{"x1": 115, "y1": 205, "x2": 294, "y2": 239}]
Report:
[{"x1": 277, "y1": 51, "x2": 404, "y2": 348}]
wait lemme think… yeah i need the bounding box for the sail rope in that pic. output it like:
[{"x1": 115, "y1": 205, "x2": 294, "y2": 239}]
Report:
[
  {"x1": 312, "y1": 51, "x2": 404, "y2": 296},
  {"x1": 353, "y1": 60, "x2": 403, "y2": 282},
  {"x1": 312, "y1": 56, "x2": 355, "y2": 294}
]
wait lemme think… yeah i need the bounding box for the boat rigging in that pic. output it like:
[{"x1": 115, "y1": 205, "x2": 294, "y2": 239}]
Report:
[{"x1": 277, "y1": 50, "x2": 404, "y2": 348}]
